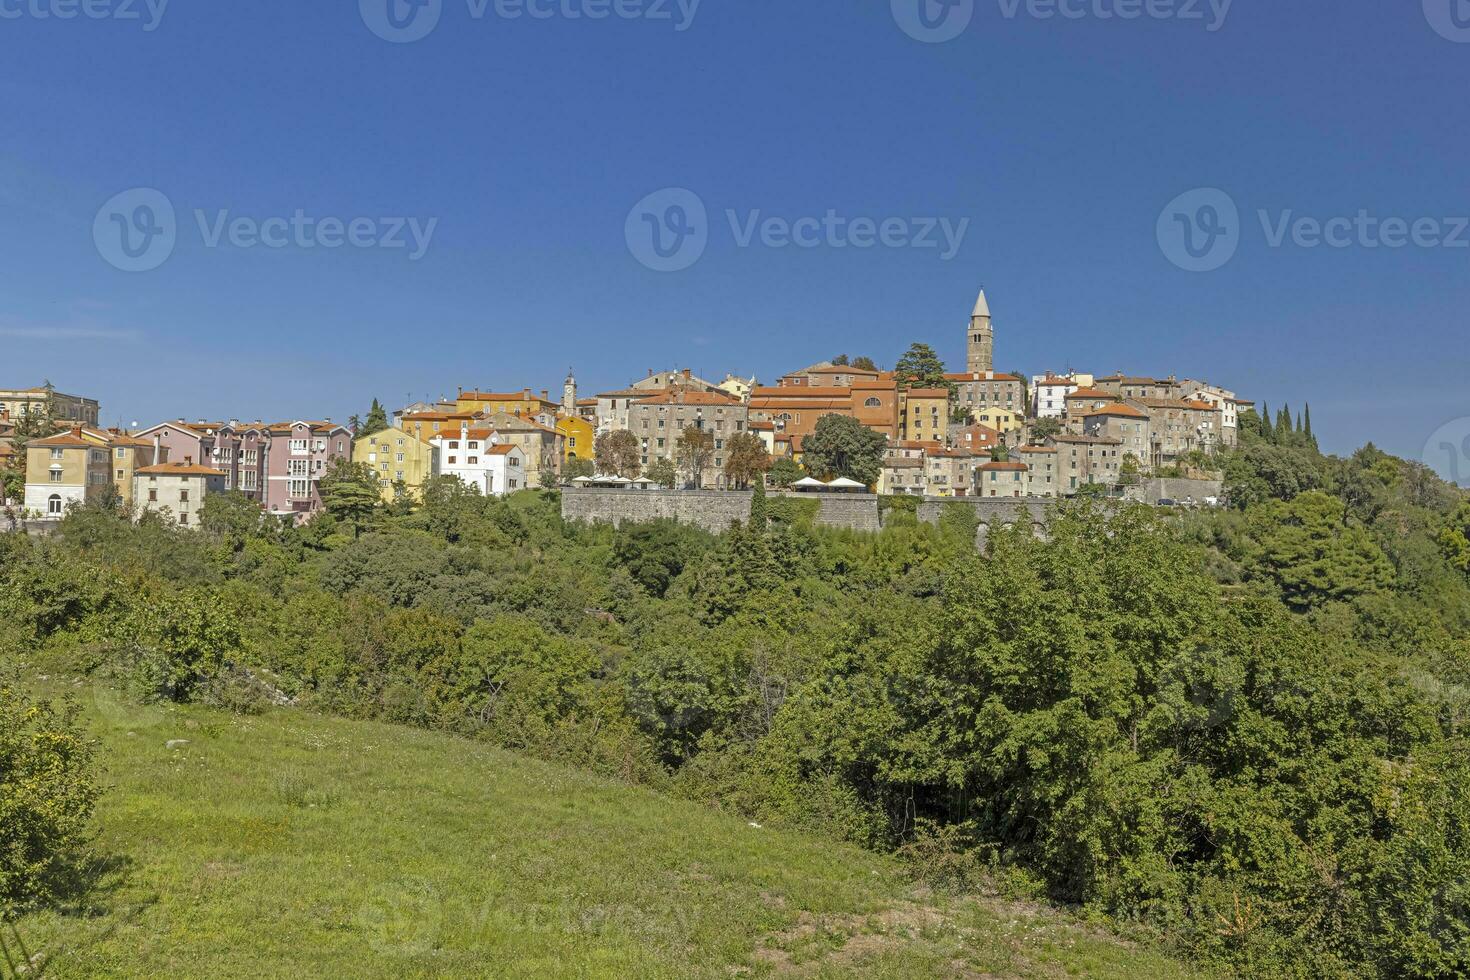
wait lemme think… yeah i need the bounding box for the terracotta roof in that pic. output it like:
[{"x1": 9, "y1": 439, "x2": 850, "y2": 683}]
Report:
[
  {"x1": 752, "y1": 385, "x2": 853, "y2": 399},
  {"x1": 1082, "y1": 404, "x2": 1147, "y2": 419},
  {"x1": 1052, "y1": 434, "x2": 1123, "y2": 445},
  {"x1": 906, "y1": 388, "x2": 950, "y2": 399},
  {"x1": 486, "y1": 444, "x2": 521, "y2": 456},
  {"x1": 928, "y1": 448, "x2": 973, "y2": 459},
  {"x1": 433, "y1": 428, "x2": 496, "y2": 442},
  {"x1": 979, "y1": 461, "x2": 1029, "y2": 472},
  {"x1": 401, "y1": 412, "x2": 480, "y2": 423},
  {"x1": 1018, "y1": 445, "x2": 1058, "y2": 454},
  {"x1": 30, "y1": 430, "x2": 94, "y2": 448},
  {"x1": 851, "y1": 379, "x2": 898, "y2": 390},
  {"x1": 884, "y1": 458, "x2": 923, "y2": 469},
  {"x1": 1065, "y1": 387, "x2": 1117, "y2": 400},
  {"x1": 137, "y1": 461, "x2": 226, "y2": 477},
  {"x1": 1137, "y1": 398, "x2": 1221, "y2": 412},
  {"x1": 747, "y1": 420, "x2": 776, "y2": 431},
  {"x1": 458, "y1": 391, "x2": 555, "y2": 402},
  {"x1": 750, "y1": 398, "x2": 850, "y2": 411},
  {"x1": 898, "y1": 440, "x2": 944, "y2": 450}
]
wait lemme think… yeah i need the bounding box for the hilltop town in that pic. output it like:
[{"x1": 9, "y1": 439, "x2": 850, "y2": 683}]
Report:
[{"x1": 0, "y1": 291, "x2": 1254, "y2": 524}]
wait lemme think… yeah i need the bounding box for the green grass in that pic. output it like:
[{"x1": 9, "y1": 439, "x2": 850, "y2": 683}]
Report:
[{"x1": 14, "y1": 684, "x2": 1205, "y2": 979}]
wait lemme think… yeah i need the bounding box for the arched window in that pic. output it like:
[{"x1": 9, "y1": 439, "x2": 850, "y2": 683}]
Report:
[
  {"x1": 864, "y1": 397, "x2": 882, "y2": 408},
  {"x1": 47, "y1": 494, "x2": 62, "y2": 515}
]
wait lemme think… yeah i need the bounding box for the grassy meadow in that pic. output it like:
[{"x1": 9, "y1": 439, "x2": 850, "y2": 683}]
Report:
[{"x1": 9, "y1": 682, "x2": 1204, "y2": 979}]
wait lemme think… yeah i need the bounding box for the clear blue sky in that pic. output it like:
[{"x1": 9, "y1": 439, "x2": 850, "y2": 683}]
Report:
[{"x1": 2, "y1": 1, "x2": 1466, "y2": 470}]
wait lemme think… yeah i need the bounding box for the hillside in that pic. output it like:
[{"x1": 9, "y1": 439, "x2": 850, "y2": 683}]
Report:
[{"x1": 10, "y1": 685, "x2": 1200, "y2": 979}]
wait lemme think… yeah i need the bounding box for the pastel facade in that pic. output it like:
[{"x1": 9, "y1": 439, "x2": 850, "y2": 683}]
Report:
[
  {"x1": 23, "y1": 428, "x2": 112, "y2": 517},
  {"x1": 133, "y1": 460, "x2": 227, "y2": 527},
  {"x1": 978, "y1": 460, "x2": 1028, "y2": 498},
  {"x1": 455, "y1": 389, "x2": 561, "y2": 418},
  {"x1": 353, "y1": 426, "x2": 438, "y2": 501},
  {"x1": 263, "y1": 421, "x2": 353, "y2": 519},
  {"x1": 1032, "y1": 375, "x2": 1080, "y2": 418},
  {"x1": 902, "y1": 389, "x2": 950, "y2": 442},
  {"x1": 974, "y1": 407, "x2": 1023, "y2": 436},
  {"x1": 557, "y1": 415, "x2": 595, "y2": 464}
]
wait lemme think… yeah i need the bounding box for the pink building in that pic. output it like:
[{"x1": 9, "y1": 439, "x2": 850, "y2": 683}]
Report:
[
  {"x1": 139, "y1": 418, "x2": 350, "y2": 520},
  {"x1": 260, "y1": 421, "x2": 352, "y2": 519}
]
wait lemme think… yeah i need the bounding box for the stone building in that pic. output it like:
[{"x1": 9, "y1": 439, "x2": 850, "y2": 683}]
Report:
[
  {"x1": 948, "y1": 371, "x2": 1024, "y2": 418},
  {"x1": 1050, "y1": 433, "x2": 1124, "y2": 492},
  {"x1": 0, "y1": 384, "x2": 100, "y2": 427},
  {"x1": 625, "y1": 389, "x2": 748, "y2": 489},
  {"x1": 133, "y1": 459, "x2": 227, "y2": 527}
]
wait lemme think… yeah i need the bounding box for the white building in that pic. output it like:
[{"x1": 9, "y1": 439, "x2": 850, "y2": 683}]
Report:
[
  {"x1": 133, "y1": 459, "x2": 228, "y2": 527},
  {"x1": 1031, "y1": 373, "x2": 1091, "y2": 418},
  {"x1": 431, "y1": 425, "x2": 528, "y2": 496}
]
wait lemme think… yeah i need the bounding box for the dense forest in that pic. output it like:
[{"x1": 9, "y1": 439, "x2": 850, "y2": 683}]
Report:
[{"x1": 3, "y1": 409, "x2": 1469, "y2": 978}]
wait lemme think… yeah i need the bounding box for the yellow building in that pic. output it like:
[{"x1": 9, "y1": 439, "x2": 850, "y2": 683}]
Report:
[
  {"x1": 104, "y1": 431, "x2": 165, "y2": 508},
  {"x1": 556, "y1": 415, "x2": 595, "y2": 463},
  {"x1": 974, "y1": 407, "x2": 1024, "y2": 436},
  {"x1": 455, "y1": 388, "x2": 561, "y2": 418},
  {"x1": 24, "y1": 427, "x2": 112, "y2": 517},
  {"x1": 353, "y1": 426, "x2": 438, "y2": 502},
  {"x1": 902, "y1": 388, "x2": 951, "y2": 442}
]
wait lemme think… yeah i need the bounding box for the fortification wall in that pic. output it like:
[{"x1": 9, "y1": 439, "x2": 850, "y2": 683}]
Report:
[{"x1": 560, "y1": 488, "x2": 754, "y2": 533}]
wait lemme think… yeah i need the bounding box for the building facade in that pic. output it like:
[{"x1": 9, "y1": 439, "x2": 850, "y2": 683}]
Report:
[
  {"x1": 23, "y1": 428, "x2": 111, "y2": 517},
  {"x1": 133, "y1": 460, "x2": 227, "y2": 527},
  {"x1": 0, "y1": 385, "x2": 100, "y2": 426},
  {"x1": 625, "y1": 389, "x2": 748, "y2": 488},
  {"x1": 353, "y1": 426, "x2": 438, "y2": 501},
  {"x1": 431, "y1": 427, "x2": 527, "y2": 496},
  {"x1": 967, "y1": 290, "x2": 994, "y2": 374}
]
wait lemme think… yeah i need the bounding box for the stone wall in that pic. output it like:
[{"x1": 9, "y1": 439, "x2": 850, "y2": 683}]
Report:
[
  {"x1": 561, "y1": 487, "x2": 754, "y2": 533},
  {"x1": 1141, "y1": 478, "x2": 1224, "y2": 505},
  {"x1": 803, "y1": 493, "x2": 882, "y2": 532}
]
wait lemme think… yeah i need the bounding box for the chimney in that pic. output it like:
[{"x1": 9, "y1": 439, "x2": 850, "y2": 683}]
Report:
[
  {"x1": 153, "y1": 433, "x2": 161, "y2": 462},
  {"x1": 540, "y1": 389, "x2": 549, "y2": 401},
  {"x1": 682, "y1": 368, "x2": 691, "y2": 380},
  {"x1": 185, "y1": 456, "x2": 192, "y2": 465}
]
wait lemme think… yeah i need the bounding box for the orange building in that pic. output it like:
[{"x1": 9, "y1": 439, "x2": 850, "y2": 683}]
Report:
[
  {"x1": 454, "y1": 388, "x2": 561, "y2": 418},
  {"x1": 748, "y1": 378, "x2": 902, "y2": 443}
]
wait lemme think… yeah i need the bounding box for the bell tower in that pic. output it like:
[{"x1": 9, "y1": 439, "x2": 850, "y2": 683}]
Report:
[
  {"x1": 967, "y1": 289, "x2": 993, "y2": 374},
  {"x1": 562, "y1": 368, "x2": 577, "y2": 415}
]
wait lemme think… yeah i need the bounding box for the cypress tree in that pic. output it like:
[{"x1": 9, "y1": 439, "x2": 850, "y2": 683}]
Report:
[
  {"x1": 1259, "y1": 402, "x2": 1272, "y2": 442},
  {"x1": 1278, "y1": 403, "x2": 1292, "y2": 440},
  {"x1": 750, "y1": 478, "x2": 768, "y2": 532}
]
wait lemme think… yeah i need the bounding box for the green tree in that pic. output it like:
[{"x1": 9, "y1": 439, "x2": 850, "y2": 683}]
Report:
[
  {"x1": 894, "y1": 342, "x2": 948, "y2": 391},
  {"x1": 564, "y1": 457, "x2": 595, "y2": 481},
  {"x1": 832, "y1": 354, "x2": 849, "y2": 366},
  {"x1": 802, "y1": 415, "x2": 886, "y2": 486},
  {"x1": 646, "y1": 458, "x2": 678, "y2": 489},
  {"x1": 1030, "y1": 417, "x2": 1062, "y2": 443},
  {"x1": 359, "y1": 399, "x2": 390, "y2": 438},
  {"x1": 594, "y1": 430, "x2": 641, "y2": 479},
  {"x1": 1246, "y1": 490, "x2": 1395, "y2": 609},
  {"x1": 768, "y1": 458, "x2": 804, "y2": 489},
  {"x1": 199, "y1": 490, "x2": 265, "y2": 545},
  {"x1": 851, "y1": 356, "x2": 877, "y2": 372},
  {"x1": 319, "y1": 459, "x2": 381, "y2": 539}
]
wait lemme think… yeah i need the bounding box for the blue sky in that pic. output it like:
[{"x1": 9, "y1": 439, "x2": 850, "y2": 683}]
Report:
[{"x1": 2, "y1": 1, "x2": 1467, "y2": 473}]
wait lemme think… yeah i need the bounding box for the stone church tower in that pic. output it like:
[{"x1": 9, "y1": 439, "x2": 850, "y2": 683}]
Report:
[
  {"x1": 967, "y1": 290, "x2": 994, "y2": 374},
  {"x1": 562, "y1": 368, "x2": 577, "y2": 415}
]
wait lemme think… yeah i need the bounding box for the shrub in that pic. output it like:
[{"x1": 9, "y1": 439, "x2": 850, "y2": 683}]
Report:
[{"x1": 0, "y1": 683, "x2": 100, "y2": 913}]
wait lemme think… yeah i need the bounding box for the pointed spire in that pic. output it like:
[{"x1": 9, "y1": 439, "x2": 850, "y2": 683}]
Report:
[{"x1": 972, "y1": 289, "x2": 991, "y2": 319}]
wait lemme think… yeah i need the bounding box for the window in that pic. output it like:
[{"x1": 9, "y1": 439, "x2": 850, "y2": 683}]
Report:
[
  {"x1": 180, "y1": 489, "x2": 189, "y2": 502},
  {"x1": 49, "y1": 468, "x2": 62, "y2": 483},
  {"x1": 149, "y1": 489, "x2": 158, "y2": 502},
  {"x1": 864, "y1": 397, "x2": 882, "y2": 408},
  {"x1": 50, "y1": 448, "x2": 63, "y2": 460},
  {"x1": 179, "y1": 512, "x2": 188, "y2": 525},
  {"x1": 289, "y1": 479, "x2": 310, "y2": 499},
  {"x1": 47, "y1": 494, "x2": 62, "y2": 515},
  {"x1": 468, "y1": 457, "x2": 479, "y2": 465},
  {"x1": 116, "y1": 448, "x2": 126, "y2": 459},
  {"x1": 290, "y1": 439, "x2": 308, "y2": 455}
]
